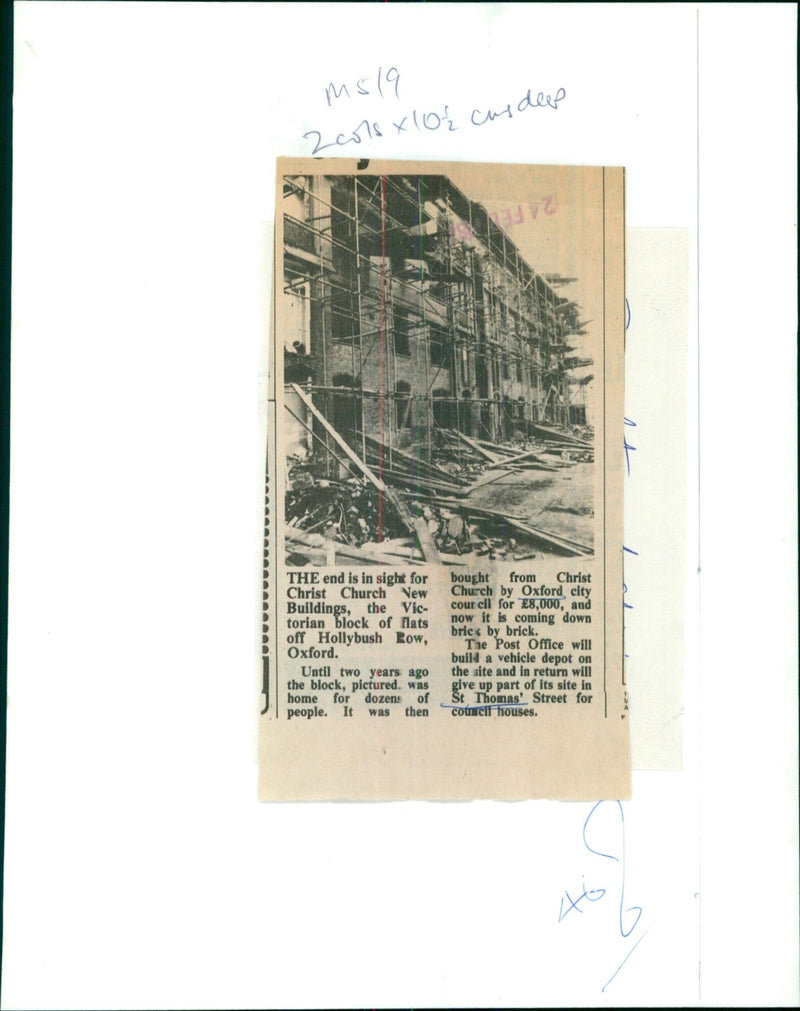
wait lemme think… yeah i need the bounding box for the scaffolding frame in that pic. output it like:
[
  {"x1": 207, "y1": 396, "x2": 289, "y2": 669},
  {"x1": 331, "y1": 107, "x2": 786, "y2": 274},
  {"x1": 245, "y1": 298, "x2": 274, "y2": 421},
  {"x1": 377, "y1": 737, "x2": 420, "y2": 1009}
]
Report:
[{"x1": 282, "y1": 172, "x2": 592, "y2": 473}]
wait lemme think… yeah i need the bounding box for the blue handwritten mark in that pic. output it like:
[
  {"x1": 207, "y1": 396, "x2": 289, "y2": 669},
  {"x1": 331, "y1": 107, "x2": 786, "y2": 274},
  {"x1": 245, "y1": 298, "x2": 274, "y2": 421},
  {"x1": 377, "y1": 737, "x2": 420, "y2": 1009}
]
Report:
[
  {"x1": 623, "y1": 417, "x2": 637, "y2": 476},
  {"x1": 517, "y1": 596, "x2": 566, "y2": 601},
  {"x1": 471, "y1": 104, "x2": 513, "y2": 126},
  {"x1": 623, "y1": 548, "x2": 637, "y2": 672},
  {"x1": 557, "y1": 802, "x2": 646, "y2": 989},
  {"x1": 324, "y1": 67, "x2": 400, "y2": 106},
  {"x1": 305, "y1": 107, "x2": 461, "y2": 154},
  {"x1": 602, "y1": 929, "x2": 650, "y2": 993},
  {"x1": 471, "y1": 87, "x2": 566, "y2": 126},
  {"x1": 439, "y1": 702, "x2": 528, "y2": 711},
  {"x1": 303, "y1": 119, "x2": 383, "y2": 156},
  {"x1": 625, "y1": 298, "x2": 631, "y2": 330},
  {"x1": 393, "y1": 106, "x2": 458, "y2": 135},
  {"x1": 582, "y1": 801, "x2": 643, "y2": 938},
  {"x1": 558, "y1": 877, "x2": 606, "y2": 921},
  {"x1": 305, "y1": 82, "x2": 566, "y2": 154}
]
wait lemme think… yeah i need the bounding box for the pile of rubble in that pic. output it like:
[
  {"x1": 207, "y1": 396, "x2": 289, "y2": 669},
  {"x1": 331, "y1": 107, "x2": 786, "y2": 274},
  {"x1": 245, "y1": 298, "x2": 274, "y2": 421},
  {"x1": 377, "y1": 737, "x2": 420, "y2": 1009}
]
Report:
[
  {"x1": 286, "y1": 465, "x2": 409, "y2": 548},
  {"x1": 283, "y1": 382, "x2": 593, "y2": 564},
  {"x1": 285, "y1": 433, "x2": 592, "y2": 566},
  {"x1": 407, "y1": 499, "x2": 522, "y2": 560}
]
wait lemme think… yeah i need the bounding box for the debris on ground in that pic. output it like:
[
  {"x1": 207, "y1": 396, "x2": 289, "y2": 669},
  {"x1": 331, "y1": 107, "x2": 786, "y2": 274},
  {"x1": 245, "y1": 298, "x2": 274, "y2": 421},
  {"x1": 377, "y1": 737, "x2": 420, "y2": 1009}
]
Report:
[
  {"x1": 286, "y1": 469, "x2": 409, "y2": 547},
  {"x1": 284, "y1": 421, "x2": 594, "y2": 565}
]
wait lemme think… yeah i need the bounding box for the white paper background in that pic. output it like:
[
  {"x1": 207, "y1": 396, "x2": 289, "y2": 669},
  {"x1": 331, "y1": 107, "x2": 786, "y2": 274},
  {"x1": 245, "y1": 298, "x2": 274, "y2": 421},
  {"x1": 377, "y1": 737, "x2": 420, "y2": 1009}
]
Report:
[{"x1": 4, "y1": 3, "x2": 797, "y2": 1008}]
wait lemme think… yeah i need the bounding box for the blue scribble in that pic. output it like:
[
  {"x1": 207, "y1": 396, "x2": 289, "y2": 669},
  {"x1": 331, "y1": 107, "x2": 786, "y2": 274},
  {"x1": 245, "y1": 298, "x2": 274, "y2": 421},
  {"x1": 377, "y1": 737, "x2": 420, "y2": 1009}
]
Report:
[
  {"x1": 558, "y1": 878, "x2": 607, "y2": 921},
  {"x1": 623, "y1": 417, "x2": 637, "y2": 476},
  {"x1": 602, "y1": 930, "x2": 649, "y2": 993},
  {"x1": 557, "y1": 801, "x2": 646, "y2": 991},
  {"x1": 582, "y1": 801, "x2": 643, "y2": 938},
  {"x1": 515, "y1": 590, "x2": 566, "y2": 598},
  {"x1": 440, "y1": 702, "x2": 528, "y2": 711}
]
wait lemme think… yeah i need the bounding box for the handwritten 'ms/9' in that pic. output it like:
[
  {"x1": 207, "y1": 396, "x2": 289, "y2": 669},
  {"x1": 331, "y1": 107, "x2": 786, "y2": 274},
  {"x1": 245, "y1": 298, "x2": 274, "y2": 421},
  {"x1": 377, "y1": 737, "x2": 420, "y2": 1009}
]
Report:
[{"x1": 325, "y1": 67, "x2": 400, "y2": 106}]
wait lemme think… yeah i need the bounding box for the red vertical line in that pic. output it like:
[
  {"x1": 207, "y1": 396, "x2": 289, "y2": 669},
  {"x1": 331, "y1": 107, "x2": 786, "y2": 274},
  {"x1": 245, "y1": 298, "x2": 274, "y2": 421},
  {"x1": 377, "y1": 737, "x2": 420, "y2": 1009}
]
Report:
[
  {"x1": 417, "y1": 175, "x2": 424, "y2": 499},
  {"x1": 378, "y1": 174, "x2": 387, "y2": 542}
]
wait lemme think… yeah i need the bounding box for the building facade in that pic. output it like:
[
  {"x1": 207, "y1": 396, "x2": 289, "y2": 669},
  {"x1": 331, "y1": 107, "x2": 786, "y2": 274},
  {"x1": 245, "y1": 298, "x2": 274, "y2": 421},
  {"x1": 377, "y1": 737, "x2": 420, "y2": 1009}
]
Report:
[{"x1": 282, "y1": 173, "x2": 590, "y2": 460}]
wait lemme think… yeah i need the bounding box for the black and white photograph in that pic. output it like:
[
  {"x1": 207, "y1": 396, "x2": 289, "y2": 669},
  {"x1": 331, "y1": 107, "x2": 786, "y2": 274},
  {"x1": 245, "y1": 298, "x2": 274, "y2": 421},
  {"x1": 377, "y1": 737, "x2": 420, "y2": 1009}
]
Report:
[{"x1": 277, "y1": 163, "x2": 605, "y2": 567}]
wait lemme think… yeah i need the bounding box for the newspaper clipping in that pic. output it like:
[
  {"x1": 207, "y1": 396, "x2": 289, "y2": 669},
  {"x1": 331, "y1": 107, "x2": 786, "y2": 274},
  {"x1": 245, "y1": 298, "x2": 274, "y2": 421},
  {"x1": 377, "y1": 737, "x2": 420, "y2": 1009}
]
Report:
[{"x1": 261, "y1": 159, "x2": 628, "y2": 800}]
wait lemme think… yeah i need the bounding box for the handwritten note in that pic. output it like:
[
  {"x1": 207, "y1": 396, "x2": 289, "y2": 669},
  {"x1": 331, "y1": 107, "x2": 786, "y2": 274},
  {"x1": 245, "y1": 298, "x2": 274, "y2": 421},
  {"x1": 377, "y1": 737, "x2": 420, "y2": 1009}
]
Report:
[
  {"x1": 623, "y1": 405, "x2": 638, "y2": 719},
  {"x1": 303, "y1": 68, "x2": 566, "y2": 154},
  {"x1": 624, "y1": 228, "x2": 689, "y2": 770},
  {"x1": 558, "y1": 801, "x2": 648, "y2": 993}
]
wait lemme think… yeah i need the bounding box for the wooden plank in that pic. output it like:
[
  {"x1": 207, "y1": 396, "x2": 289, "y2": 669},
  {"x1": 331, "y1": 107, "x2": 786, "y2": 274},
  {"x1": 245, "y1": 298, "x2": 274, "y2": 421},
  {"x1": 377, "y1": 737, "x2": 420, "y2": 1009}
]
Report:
[
  {"x1": 436, "y1": 429, "x2": 486, "y2": 462},
  {"x1": 506, "y1": 462, "x2": 560, "y2": 472},
  {"x1": 284, "y1": 401, "x2": 360, "y2": 477},
  {"x1": 363, "y1": 437, "x2": 470, "y2": 485},
  {"x1": 405, "y1": 495, "x2": 592, "y2": 556},
  {"x1": 542, "y1": 447, "x2": 593, "y2": 459},
  {"x1": 284, "y1": 525, "x2": 457, "y2": 567},
  {"x1": 374, "y1": 467, "x2": 468, "y2": 497},
  {"x1": 432, "y1": 424, "x2": 466, "y2": 461},
  {"x1": 360, "y1": 542, "x2": 469, "y2": 567},
  {"x1": 291, "y1": 383, "x2": 387, "y2": 493},
  {"x1": 452, "y1": 430, "x2": 505, "y2": 463},
  {"x1": 290, "y1": 384, "x2": 435, "y2": 558},
  {"x1": 284, "y1": 525, "x2": 404, "y2": 565},
  {"x1": 472, "y1": 436, "x2": 519, "y2": 456},
  {"x1": 484, "y1": 447, "x2": 557, "y2": 469},
  {"x1": 374, "y1": 536, "x2": 414, "y2": 549},
  {"x1": 359, "y1": 542, "x2": 420, "y2": 563},
  {"x1": 411, "y1": 516, "x2": 442, "y2": 564},
  {"x1": 462, "y1": 469, "x2": 516, "y2": 493},
  {"x1": 541, "y1": 443, "x2": 593, "y2": 455},
  {"x1": 436, "y1": 554, "x2": 471, "y2": 567},
  {"x1": 531, "y1": 423, "x2": 593, "y2": 449}
]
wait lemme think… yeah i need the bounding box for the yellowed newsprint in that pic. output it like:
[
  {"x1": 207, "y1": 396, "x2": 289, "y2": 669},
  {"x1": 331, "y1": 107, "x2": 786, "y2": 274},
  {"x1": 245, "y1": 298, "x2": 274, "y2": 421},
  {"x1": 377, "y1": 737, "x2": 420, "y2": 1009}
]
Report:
[{"x1": 261, "y1": 159, "x2": 628, "y2": 800}]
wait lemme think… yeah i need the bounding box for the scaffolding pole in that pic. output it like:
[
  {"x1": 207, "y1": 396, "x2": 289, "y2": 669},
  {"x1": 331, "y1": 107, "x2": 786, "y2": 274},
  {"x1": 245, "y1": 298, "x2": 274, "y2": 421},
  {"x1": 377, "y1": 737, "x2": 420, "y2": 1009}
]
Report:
[{"x1": 282, "y1": 170, "x2": 586, "y2": 463}]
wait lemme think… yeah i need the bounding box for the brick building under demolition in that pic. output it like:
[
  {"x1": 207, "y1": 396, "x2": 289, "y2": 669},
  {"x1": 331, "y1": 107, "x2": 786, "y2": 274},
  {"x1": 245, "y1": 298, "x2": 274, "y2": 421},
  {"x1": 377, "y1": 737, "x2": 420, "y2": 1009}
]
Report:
[{"x1": 281, "y1": 172, "x2": 592, "y2": 467}]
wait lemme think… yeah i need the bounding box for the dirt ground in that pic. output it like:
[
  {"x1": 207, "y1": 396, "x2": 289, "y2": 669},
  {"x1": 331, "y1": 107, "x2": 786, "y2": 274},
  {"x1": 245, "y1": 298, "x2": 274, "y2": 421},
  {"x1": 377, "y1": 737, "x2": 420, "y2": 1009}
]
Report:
[{"x1": 470, "y1": 461, "x2": 595, "y2": 549}]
